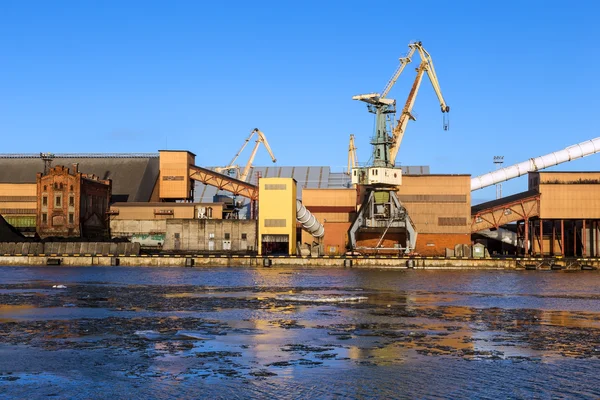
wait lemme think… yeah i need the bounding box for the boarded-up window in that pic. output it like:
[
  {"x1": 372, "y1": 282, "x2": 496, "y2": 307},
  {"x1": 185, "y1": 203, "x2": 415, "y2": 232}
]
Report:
[
  {"x1": 438, "y1": 217, "x2": 467, "y2": 226},
  {"x1": 264, "y1": 219, "x2": 286, "y2": 227},
  {"x1": 398, "y1": 194, "x2": 467, "y2": 203},
  {"x1": 265, "y1": 184, "x2": 286, "y2": 190}
]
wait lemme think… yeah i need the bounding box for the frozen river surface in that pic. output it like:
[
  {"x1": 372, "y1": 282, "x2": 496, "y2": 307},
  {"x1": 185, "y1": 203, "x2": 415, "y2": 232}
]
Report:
[{"x1": 1, "y1": 266, "x2": 600, "y2": 399}]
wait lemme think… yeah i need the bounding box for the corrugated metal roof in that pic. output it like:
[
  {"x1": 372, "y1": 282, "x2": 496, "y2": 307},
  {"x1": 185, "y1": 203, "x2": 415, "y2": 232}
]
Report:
[
  {"x1": 0, "y1": 157, "x2": 159, "y2": 202},
  {"x1": 195, "y1": 165, "x2": 430, "y2": 204}
]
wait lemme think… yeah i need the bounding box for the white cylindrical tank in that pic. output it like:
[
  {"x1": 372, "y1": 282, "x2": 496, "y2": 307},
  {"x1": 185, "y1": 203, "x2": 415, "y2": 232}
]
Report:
[
  {"x1": 296, "y1": 200, "x2": 325, "y2": 238},
  {"x1": 471, "y1": 137, "x2": 600, "y2": 191}
]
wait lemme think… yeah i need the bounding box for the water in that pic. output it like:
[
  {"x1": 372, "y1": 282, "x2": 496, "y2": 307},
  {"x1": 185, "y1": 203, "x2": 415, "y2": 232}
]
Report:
[{"x1": 1, "y1": 266, "x2": 600, "y2": 399}]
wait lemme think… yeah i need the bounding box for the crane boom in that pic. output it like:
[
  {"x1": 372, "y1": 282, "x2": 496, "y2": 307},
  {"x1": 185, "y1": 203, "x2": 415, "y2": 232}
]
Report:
[
  {"x1": 413, "y1": 44, "x2": 449, "y2": 114},
  {"x1": 239, "y1": 128, "x2": 277, "y2": 181},
  {"x1": 380, "y1": 46, "x2": 416, "y2": 99},
  {"x1": 389, "y1": 62, "x2": 427, "y2": 163},
  {"x1": 215, "y1": 130, "x2": 255, "y2": 175},
  {"x1": 389, "y1": 42, "x2": 449, "y2": 164}
]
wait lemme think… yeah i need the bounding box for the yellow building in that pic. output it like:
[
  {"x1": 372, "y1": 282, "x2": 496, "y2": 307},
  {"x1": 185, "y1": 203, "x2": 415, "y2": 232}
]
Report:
[{"x1": 258, "y1": 178, "x2": 297, "y2": 255}]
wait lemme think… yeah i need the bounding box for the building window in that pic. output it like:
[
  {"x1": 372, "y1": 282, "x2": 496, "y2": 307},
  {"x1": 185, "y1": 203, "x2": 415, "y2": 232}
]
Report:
[
  {"x1": 43, "y1": 185, "x2": 47, "y2": 191},
  {"x1": 224, "y1": 233, "x2": 230, "y2": 240},
  {"x1": 70, "y1": 185, "x2": 73, "y2": 191},
  {"x1": 264, "y1": 219, "x2": 286, "y2": 227},
  {"x1": 42, "y1": 213, "x2": 47, "y2": 223},
  {"x1": 241, "y1": 233, "x2": 247, "y2": 240},
  {"x1": 55, "y1": 195, "x2": 61, "y2": 207},
  {"x1": 68, "y1": 213, "x2": 74, "y2": 224},
  {"x1": 69, "y1": 196, "x2": 74, "y2": 206},
  {"x1": 59, "y1": 183, "x2": 63, "y2": 189},
  {"x1": 42, "y1": 196, "x2": 48, "y2": 206},
  {"x1": 264, "y1": 184, "x2": 287, "y2": 190}
]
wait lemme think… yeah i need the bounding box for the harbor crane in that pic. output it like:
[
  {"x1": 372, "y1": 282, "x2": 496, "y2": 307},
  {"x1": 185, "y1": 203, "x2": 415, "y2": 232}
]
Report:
[
  {"x1": 348, "y1": 41, "x2": 449, "y2": 254},
  {"x1": 215, "y1": 128, "x2": 277, "y2": 182}
]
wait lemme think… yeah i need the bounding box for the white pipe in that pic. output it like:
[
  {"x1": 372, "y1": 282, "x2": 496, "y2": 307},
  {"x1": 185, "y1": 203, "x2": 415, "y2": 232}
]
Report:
[
  {"x1": 296, "y1": 200, "x2": 325, "y2": 238},
  {"x1": 471, "y1": 137, "x2": 600, "y2": 191}
]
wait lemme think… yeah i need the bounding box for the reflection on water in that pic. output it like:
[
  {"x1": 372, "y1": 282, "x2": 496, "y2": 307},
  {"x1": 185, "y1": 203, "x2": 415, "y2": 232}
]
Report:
[{"x1": 1, "y1": 266, "x2": 600, "y2": 398}]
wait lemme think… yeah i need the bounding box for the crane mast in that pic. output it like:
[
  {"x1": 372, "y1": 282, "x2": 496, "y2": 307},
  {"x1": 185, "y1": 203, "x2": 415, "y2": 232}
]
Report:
[{"x1": 347, "y1": 134, "x2": 358, "y2": 175}]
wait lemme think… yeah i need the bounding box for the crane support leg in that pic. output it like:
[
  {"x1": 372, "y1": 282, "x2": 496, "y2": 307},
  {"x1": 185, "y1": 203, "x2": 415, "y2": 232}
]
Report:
[{"x1": 348, "y1": 188, "x2": 417, "y2": 254}]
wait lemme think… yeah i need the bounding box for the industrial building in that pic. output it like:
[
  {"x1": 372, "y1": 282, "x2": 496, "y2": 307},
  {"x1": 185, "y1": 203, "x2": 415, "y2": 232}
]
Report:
[
  {"x1": 0, "y1": 144, "x2": 599, "y2": 258},
  {"x1": 472, "y1": 171, "x2": 600, "y2": 257},
  {"x1": 36, "y1": 165, "x2": 111, "y2": 239}
]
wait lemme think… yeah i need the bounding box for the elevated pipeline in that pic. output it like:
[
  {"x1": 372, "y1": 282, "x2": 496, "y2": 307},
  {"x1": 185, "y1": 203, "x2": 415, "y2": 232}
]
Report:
[{"x1": 471, "y1": 137, "x2": 600, "y2": 191}]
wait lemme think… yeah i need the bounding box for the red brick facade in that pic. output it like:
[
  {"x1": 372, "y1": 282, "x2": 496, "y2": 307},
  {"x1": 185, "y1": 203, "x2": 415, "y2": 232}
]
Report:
[{"x1": 36, "y1": 165, "x2": 111, "y2": 239}]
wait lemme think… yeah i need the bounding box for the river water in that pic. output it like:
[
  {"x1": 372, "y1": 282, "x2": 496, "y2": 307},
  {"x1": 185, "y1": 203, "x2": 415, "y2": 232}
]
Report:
[{"x1": 1, "y1": 266, "x2": 600, "y2": 399}]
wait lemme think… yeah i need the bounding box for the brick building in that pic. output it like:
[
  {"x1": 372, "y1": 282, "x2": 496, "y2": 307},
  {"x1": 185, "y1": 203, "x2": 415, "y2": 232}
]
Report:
[{"x1": 36, "y1": 164, "x2": 112, "y2": 239}]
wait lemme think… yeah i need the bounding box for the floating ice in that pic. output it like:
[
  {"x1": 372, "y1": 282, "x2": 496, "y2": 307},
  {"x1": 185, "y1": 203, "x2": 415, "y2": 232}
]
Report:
[
  {"x1": 277, "y1": 294, "x2": 368, "y2": 303},
  {"x1": 173, "y1": 330, "x2": 215, "y2": 340},
  {"x1": 133, "y1": 330, "x2": 164, "y2": 340}
]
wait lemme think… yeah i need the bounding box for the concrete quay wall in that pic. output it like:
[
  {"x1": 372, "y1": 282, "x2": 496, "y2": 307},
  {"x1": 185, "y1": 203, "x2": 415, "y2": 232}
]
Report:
[{"x1": 0, "y1": 255, "x2": 599, "y2": 270}]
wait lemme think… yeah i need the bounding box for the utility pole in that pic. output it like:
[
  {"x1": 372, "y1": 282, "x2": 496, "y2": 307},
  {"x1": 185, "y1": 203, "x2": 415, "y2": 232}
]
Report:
[
  {"x1": 40, "y1": 153, "x2": 55, "y2": 175},
  {"x1": 494, "y1": 156, "x2": 504, "y2": 199}
]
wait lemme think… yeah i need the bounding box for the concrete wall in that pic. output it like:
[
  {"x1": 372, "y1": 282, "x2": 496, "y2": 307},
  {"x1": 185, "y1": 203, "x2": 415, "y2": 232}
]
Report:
[
  {"x1": 0, "y1": 242, "x2": 140, "y2": 255},
  {"x1": 2, "y1": 254, "x2": 590, "y2": 270},
  {"x1": 110, "y1": 219, "x2": 167, "y2": 238},
  {"x1": 163, "y1": 219, "x2": 257, "y2": 252}
]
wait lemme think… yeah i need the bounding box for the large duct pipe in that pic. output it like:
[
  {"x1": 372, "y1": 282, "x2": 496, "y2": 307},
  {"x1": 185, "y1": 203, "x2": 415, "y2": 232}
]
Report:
[
  {"x1": 296, "y1": 200, "x2": 325, "y2": 238},
  {"x1": 471, "y1": 137, "x2": 600, "y2": 191},
  {"x1": 478, "y1": 228, "x2": 519, "y2": 247}
]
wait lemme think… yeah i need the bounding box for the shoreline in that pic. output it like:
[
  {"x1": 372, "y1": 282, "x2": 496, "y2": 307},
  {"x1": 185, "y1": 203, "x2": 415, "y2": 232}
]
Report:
[{"x1": 0, "y1": 254, "x2": 598, "y2": 270}]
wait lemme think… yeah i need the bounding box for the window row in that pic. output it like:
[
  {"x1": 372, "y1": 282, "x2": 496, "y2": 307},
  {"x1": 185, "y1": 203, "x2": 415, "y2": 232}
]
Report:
[
  {"x1": 42, "y1": 194, "x2": 75, "y2": 207},
  {"x1": 41, "y1": 213, "x2": 75, "y2": 225},
  {"x1": 42, "y1": 184, "x2": 74, "y2": 191}
]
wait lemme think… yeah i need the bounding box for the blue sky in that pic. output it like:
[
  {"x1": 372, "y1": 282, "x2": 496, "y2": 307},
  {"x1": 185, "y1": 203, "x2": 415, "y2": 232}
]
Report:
[{"x1": 1, "y1": 0, "x2": 599, "y2": 202}]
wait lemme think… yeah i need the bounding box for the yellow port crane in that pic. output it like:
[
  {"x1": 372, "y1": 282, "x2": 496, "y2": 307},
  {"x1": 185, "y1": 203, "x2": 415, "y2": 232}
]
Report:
[
  {"x1": 215, "y1": 128, "x2": 277, "y2": 181},
  {"x1": 347, "y1": 134, "x2": 358, "y2": 174},
  {"x1": 389, "y1": 41, "x2": 450, "y2": 164}
]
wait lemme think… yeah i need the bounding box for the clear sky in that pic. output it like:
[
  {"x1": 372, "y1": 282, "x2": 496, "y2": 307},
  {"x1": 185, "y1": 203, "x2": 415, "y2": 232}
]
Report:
[{"x1": 1, "y1": 0, "x2": 599, "y2": 202}]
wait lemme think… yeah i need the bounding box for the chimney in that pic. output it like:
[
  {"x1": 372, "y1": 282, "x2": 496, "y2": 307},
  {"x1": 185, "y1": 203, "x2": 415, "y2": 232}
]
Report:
[{"x1": 72, "y1": 163, "x2": 79, "y2": 174}]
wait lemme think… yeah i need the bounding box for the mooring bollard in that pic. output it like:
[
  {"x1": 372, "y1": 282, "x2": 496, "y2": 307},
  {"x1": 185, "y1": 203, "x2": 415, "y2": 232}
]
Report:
[
  {"x1": 344, "y1": 259, "x2": 353, "y2": 268},
  {"x1": 406, "y1": 259, "x2": 414, "y2": 269},
  {"x1": 263, "y1": 258, "x2": 272, "y2": 267}
]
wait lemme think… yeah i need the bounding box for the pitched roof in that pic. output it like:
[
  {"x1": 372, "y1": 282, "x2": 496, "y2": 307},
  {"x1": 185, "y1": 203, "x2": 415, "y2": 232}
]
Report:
[{"x1": 0, "y1": 155, "x2": 159, "y2": 202}]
